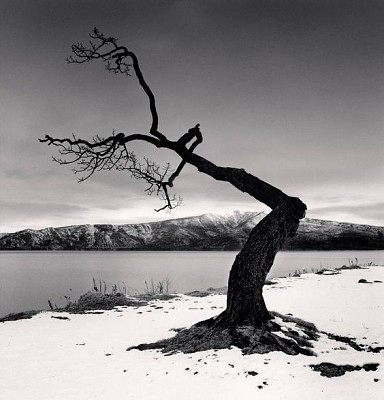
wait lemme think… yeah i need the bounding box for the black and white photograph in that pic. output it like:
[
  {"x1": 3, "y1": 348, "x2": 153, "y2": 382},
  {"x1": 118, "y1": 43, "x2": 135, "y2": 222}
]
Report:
[{"x1": 0, "y1": 1, "x2": 383, "y2": 398}]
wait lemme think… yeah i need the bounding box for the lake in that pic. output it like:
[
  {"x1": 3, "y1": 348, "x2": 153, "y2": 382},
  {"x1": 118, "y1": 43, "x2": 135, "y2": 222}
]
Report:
[{"x1": 1, "y1": 250, "x2": 384, "y2": 317}]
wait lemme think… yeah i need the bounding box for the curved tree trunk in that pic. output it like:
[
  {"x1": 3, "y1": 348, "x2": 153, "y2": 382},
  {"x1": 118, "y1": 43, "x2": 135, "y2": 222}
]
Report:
[
  {"x1": 170, "y1": 144, "x2": 307, "y2": 327},
  {"x1": 218, "y1": 196, "x2": 306, "y2": 327},
  {"x1": 129, "y1": 196, "x2": 312, "y2": 356}
]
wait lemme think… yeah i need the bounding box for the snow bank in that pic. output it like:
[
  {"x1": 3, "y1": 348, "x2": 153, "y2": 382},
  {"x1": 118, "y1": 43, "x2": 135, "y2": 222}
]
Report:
[{"x1": 0, "y1": 267, "x2": 383, "y2": 399}]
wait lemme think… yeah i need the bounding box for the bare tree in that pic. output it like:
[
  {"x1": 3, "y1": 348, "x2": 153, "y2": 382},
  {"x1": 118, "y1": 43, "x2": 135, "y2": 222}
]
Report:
[{"x1": 41, "y1": 28, "x2": 314, "y2": 355}]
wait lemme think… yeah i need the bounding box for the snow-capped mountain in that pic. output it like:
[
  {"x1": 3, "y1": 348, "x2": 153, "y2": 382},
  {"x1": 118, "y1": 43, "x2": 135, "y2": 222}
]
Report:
[{"x1": 0, "y1": 211, "x2": 383, "y2": 250}]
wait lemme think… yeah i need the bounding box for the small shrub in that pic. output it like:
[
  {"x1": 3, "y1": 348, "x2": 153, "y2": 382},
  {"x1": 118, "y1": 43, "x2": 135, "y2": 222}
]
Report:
[
  {"x1": 65, "y1": 291, "x2": 145, "y2": 312},
  {"x1": 144, "y1": 277, "x2": 172, "y2": 295}
]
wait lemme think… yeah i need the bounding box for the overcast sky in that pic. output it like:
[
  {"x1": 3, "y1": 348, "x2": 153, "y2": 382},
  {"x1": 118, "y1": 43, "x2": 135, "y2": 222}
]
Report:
[{"x1": 1, "y1": 0, "x2": 383, "y2": 232}]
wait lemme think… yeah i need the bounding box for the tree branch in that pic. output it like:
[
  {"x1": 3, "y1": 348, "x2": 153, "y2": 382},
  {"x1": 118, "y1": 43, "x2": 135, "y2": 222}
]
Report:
[
  {"x1": 67, "y1": 27, "x2": 164, "y2": 141},
  {"x1": 39, "y1": 132, "x2": 182, "y2": 211},
  {"x1": 167, "y1": 124, "x2": 203, "y2": 187}
]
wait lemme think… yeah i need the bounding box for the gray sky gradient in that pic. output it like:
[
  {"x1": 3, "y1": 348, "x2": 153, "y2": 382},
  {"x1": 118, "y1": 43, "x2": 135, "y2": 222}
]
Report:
[{"x1": 1, "y1": 0, "x2": 383, "y2": 232}]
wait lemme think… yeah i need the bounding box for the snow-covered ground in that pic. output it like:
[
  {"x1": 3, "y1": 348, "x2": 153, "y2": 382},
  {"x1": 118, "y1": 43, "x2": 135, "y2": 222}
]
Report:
[{"x1": 1, "y1": 267, "x2": 383, "y2": 399}]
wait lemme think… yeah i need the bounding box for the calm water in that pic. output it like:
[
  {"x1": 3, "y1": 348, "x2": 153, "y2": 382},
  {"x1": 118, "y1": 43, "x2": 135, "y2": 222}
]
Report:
[{"x1": 1, "y1": 250, "x2": 384, "y2": 317}]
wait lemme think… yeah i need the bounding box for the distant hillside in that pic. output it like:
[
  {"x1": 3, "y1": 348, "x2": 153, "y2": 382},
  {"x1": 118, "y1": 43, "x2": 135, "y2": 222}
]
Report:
[{"x1": 1, "y1": 211, "x2": 383, "y2": 251}]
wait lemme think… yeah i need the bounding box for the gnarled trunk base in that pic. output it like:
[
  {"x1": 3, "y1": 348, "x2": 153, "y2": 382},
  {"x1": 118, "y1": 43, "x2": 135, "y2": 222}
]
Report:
[{"x1": 128, "y1": 312, "x2": 319, "y2": 356}]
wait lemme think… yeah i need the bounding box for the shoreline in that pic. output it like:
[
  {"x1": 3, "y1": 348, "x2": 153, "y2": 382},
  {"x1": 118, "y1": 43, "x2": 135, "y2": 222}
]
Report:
[
  {"x1": 2, "y1": 247, "x2": 384, "y2": 251},
  {"x1": 0, "y1": 263, "x2": 377, "y2": 321},
  {"x1": 1, "y1": 266, "x2": 383, "y2": 399}
]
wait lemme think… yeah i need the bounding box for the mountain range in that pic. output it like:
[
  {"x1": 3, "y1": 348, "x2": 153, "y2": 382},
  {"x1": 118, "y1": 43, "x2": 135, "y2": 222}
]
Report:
[{"x1": 1, "y1": 211, "x2": 383, "y2": 251}]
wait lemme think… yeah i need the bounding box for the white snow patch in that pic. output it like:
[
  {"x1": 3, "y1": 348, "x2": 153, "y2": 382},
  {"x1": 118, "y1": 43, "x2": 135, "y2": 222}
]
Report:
[{"x1": 0, "y1": 267, "x2": 383, "y2": 399}]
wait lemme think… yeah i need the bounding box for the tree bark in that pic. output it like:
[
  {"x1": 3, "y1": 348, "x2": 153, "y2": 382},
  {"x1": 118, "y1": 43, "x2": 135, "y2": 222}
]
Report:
[{"x1": 213, "y1": 196, "x2": 307, "y2": 327}]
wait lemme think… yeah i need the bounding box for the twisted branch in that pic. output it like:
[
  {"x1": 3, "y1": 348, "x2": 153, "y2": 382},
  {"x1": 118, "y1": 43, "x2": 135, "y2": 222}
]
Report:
[{"x1": 67, "y1": 27, "x2": 164, "y2": 140}]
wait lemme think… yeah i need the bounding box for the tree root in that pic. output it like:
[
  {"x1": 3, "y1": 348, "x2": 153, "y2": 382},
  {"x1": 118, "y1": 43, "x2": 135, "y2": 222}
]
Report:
[{"x1": 127, "y1": 311, "x2": 319, "y2": 356}]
